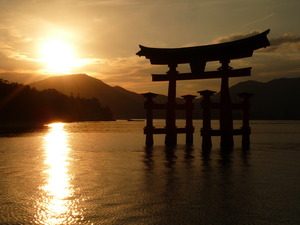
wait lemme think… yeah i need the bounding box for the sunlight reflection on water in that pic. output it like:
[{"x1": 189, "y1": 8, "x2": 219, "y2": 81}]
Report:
[
  {"x1": 0, "y1": 120, "x2": 299, "y2": 224},
  {"x1": 35, "y1": 123, "x2": 82, "y2": 225}
]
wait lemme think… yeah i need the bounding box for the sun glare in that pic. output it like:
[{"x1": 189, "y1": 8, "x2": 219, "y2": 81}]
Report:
[
  {"x1": 41, "y1": 39, "x2": 77, "y2": 73},
  {"x1": 35, "y1": 122, "x2": 82, "y2": 224}
]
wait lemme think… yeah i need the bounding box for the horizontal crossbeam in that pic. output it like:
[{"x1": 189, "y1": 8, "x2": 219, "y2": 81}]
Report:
[
  {"x1": 152, "y1": 67, "x2": 251, "y2": 81},
  {"x1": 201, "y1": 128, "x2": 251, "y2": 136},
  {"x1": 150, "y1": 103, "x2": 192, "y2": 110},
  {"x1": 208, "y1": 103, "x2": 244, "y2": 109},
  {"x1": 144, "y1": 127, "x2": 189, "y2": 134}
]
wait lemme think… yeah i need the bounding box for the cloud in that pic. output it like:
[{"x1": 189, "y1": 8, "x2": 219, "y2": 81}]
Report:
[
  {"x1": 271, "y1": 33, "x2": 300, "y2": 46},
  {"x1": 213, "y1": 30, "x2": 262, "y2": 44},
  {"x1": 76, "y1": 55, "x2": 153, "y2": 86},
  {"x1": 264, "y1": 33, "x2": 300, "y2": 52},
  {"x1": 0, "y1": 25, "x2": 40, "y2": 72},
  {"x1": 0, "y1": 53, "x2": 41, "y2": 73},
  {"x1": 214, "y1": 30, "x2": 300, "y2": 53},
  {"x1": 208, "y1": 30, "x2": 300, "y2": 87},
  {"x1": 214, "y1": 30, "x2": 296, "y2": 47}
]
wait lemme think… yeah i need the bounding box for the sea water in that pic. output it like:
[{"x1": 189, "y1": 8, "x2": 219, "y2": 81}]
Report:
[{"x1": 0, "y1": 120, "x2": 300, "y2": 225}]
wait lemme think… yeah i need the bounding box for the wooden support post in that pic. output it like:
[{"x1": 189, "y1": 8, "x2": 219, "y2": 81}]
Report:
[
  {"x1": 182, "y1": 94, "x2": 196, "y2": 145},
  {"x1": 219, "y1": 60, "x2": 234, "y2": 148},
  {"x1": 238, "y1": 93, "x2": 253, "y2": 148},
  {"x1": 198, "y1": 90, "x2": 216, "y2": 149},
  {"x1": 165, "y1": 64, "x2": 178, "y2": 146},
  {"x1": 141, "y1": 92, "x2": 158, "y2": 146}
]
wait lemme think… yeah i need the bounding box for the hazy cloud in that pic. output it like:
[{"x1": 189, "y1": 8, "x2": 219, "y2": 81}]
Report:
[
  {"x1": 214, "y1": 30, "x2": 262, "y2": 44},
  {"x1": 206, "y1": 30, "x2": 300, "y2": 90},
  {"x1": 265, "y1": 33, "x2": 300, "y2": 52},
  {"x1": 0, "y1": 52, "x2": 40, "y2": 73},
  {"x1": 87, "y1": 56, "x2": 156, "y2": 92},
  {"x1": 271, "y1": 33, "x2": 300, "y2": 46},
  {"x1": 214, "y1": 30, "x2": 300, "y2": 53}
]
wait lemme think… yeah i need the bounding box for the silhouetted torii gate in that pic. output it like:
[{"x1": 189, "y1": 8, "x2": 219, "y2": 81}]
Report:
[{"x1": 137, "y1": 29, "x2": 270, "y2": 147}]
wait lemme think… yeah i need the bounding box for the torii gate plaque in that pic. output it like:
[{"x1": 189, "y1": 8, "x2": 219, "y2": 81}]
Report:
[{"x1": 137, "y1": 30, "x2": 270, "y2": 147}]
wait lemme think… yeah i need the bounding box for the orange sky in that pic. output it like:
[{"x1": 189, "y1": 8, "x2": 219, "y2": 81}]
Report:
[{"x1": 0, "y1": 0, "x2": 300, "y2": 96}]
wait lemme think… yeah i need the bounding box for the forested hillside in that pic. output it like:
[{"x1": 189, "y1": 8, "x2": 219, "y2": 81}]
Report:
[{"x1": 0, "y1": 79, "x2": 114, "y2": 126}]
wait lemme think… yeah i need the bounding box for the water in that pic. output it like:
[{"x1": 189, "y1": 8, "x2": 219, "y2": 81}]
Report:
[{"x1": 0, "y1": 120, "x2": 300, "y2": 224}]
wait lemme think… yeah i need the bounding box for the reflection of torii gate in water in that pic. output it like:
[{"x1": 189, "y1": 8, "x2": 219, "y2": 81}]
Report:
[{"x1": 137, "y1": 29, "x2": 270, "y2": 148}]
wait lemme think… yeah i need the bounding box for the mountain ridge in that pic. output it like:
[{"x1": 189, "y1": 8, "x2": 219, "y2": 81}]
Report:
[
  {"x1": 30, "y1": 74, "x2": 147, "y2": 119},
  {"x1": 220, "y1": 77, "x2": 300, "y2": 119},
  {"x1": 10, "y1": 73, "x2": 300, "y2": 120},
  {"x1": 29, "y1": 74, "x2": 186, "y2": 119},
  {"x1": 0, "y1": 79, "x2": 114, "y2": 126}
]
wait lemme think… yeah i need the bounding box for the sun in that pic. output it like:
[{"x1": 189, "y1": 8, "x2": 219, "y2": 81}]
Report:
[{"x1": 41, "y1": 39, "x2": 77, "y2": 73}]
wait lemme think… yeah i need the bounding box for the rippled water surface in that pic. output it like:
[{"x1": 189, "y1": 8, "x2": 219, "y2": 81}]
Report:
[{"x1": 0, "y1": 120, "x2": 300, "y2": 224}]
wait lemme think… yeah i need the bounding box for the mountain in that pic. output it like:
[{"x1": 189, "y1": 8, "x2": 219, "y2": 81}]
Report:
[
  {"x1": 0, "y1": 79, "x2": 114, "y2": 126},
  {"x1": 30, "y1": 74, "x2": 175, "y2": 119},
  {"x1": 212, "y1": 77, "x2": 300, "y2": 120},
  {"x1": 29, "y1": 74, "x2": 300, "y2": 120}
]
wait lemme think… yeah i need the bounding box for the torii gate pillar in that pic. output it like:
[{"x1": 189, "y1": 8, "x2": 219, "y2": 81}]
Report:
[
  {"x1": 165, "y1": 64, "x2": 178, "y2": 146},
  {"x1": 219, "y1": 60, "x2": 234, "y2": 148}
]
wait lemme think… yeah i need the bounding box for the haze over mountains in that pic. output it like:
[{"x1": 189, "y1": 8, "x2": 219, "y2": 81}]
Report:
[
  {"x1": 220, "y1": 77, "x2": 300, "y2": 120},
  {"x1": 2, "y1": 73, "x2": 299, "y2": 120},
  {"x1": 30, "y1": 74, "x2": 144, "y2": 119},
  {"x1": 0, "y1": 72, "x2": 49, "y2": 84}
]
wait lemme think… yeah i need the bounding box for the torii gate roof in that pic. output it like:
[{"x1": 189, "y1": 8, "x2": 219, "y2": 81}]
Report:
[{"x1": 137, "y1": 29, "x2": 270, "y2": 65}]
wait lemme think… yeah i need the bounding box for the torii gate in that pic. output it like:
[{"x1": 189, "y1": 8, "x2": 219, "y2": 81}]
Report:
[{"x1": 137, "y1": 29, "x2": 270, "y2": 147}]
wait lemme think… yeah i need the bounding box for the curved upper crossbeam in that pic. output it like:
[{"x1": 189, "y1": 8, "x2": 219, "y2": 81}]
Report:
[{"x1": 137, "y1": 29, "x2": 270, "y2": 65}]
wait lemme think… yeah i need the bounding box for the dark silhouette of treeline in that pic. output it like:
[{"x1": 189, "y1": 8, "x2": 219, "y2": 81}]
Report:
[{"x1": 0, "y1": 79, "x2": 114, "y2": 126}]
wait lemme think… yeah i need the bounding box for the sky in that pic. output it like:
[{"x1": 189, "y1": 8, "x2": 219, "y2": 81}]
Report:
[{"x1": 0, "y1": 0, "x2": 300, "y2": 96}]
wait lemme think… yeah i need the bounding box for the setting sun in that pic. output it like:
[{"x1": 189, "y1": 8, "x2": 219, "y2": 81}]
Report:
[{"x1": 41, "y1": 39, "x2": 77, "y2": 73}]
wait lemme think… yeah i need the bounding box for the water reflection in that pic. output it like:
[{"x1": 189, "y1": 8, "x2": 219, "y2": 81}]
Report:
[
  {"x1": 142, "y1": 145, "x2": 255, "y2": 225},
  {"x1": 36, "y1": 123, "x2": 80, "y2": 224}
]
